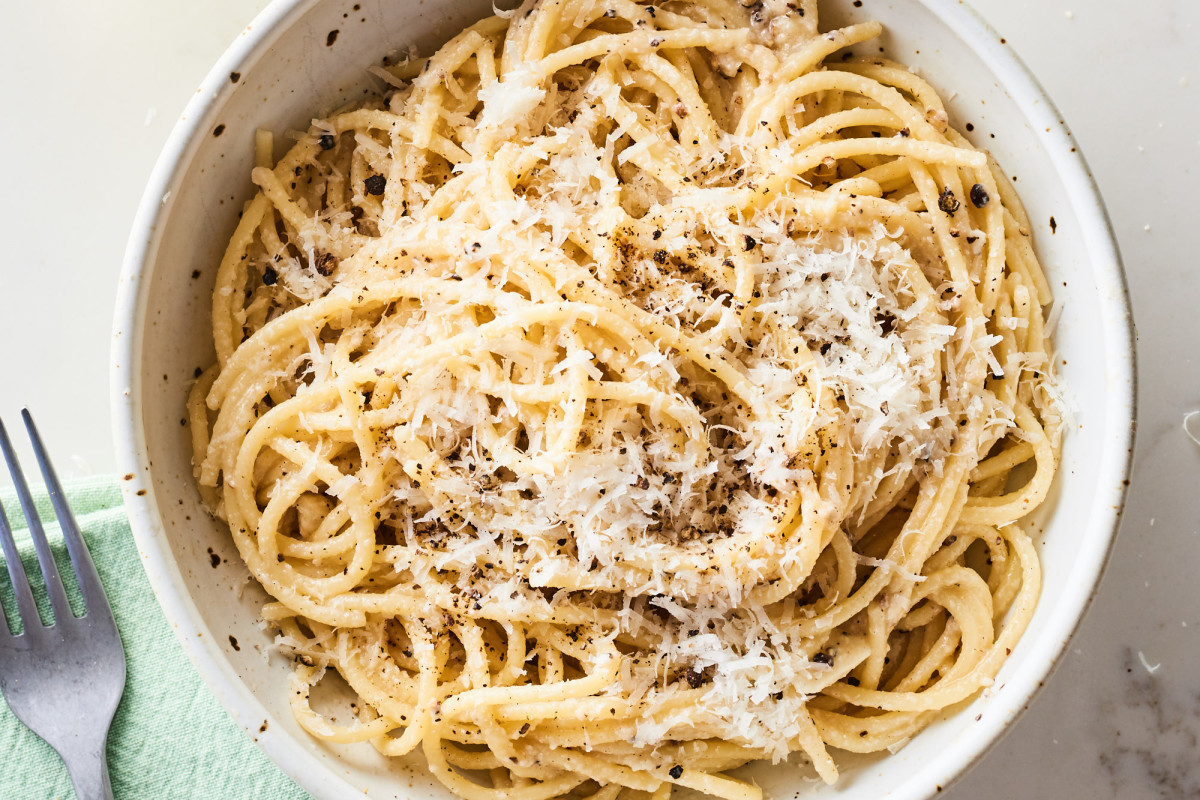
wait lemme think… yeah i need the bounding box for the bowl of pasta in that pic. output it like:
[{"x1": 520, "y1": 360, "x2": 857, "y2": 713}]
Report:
[{"x1": 112, "y1": 1, "x2": 1134, "y2": 798}]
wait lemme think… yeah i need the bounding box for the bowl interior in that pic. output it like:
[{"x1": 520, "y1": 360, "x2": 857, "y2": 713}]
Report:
[{"x1": 116, "y1": 1, "x2": 1134, "y2": 798}]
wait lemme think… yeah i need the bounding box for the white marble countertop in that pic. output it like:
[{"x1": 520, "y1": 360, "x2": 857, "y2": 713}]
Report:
[{"x1": 1, "y1": 1, "x2": 1196, "y2": 797}]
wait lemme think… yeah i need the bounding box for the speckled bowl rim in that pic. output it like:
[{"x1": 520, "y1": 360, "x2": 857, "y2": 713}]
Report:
[{"x1": 111, "y1": 1, "x2": 1136, "y2": 798}]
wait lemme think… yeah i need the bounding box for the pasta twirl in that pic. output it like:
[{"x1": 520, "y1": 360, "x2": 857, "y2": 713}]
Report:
[{"x1": 190, "y1": 1, "x2": 1062, "y2": 798}]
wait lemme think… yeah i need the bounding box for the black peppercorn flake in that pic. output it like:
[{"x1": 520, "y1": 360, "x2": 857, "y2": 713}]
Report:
[
  {"x1": 212, "y1": 124, "x2": 226, "y2": 137},
  {"x1": 315, "y1": 252, "x2": 338, "y2": 276},
  {"x1": 318, "y1": 133, "x2": 336, "y2": 150},
  {"x1": 880, "y1": 313, "x2": 897, "y2": 335},
  {"x1": 938, "y1": 187, "x2": 960, "y2": 214},
  {"x1": 743, "y1": 234, "x2": 756, "y2": 251},
  {"x1": 846, "y1": 676, "x2": 861, "y2": 686},
  {"x1": 262, "y1": 266, "x2": 278, "y2": 286},
  {"x1": 668, "y1": 766, "x2": 684, "y2": 779},
  {"x1": 812, "y1": 652, "x2": 833, "y2": 665},
  {"x1": 364, "y1": 174, "x2": 387, "y2": 195},
  {"x1": 970, "y1": 183, "x2": 990, "y2": 208}
]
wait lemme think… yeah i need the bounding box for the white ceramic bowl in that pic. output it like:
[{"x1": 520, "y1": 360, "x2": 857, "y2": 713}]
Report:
[{"x1": 112, "y1": 1, "x2": 1136, "y2": 798}]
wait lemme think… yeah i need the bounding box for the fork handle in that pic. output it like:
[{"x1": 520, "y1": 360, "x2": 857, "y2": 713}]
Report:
[{"x1": 62, "y1": 743, "x2": 114, "y2": 800}]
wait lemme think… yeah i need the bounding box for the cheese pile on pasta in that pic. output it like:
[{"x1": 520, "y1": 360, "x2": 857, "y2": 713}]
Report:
[{"x1": 190, "y1": 1, "x2": 1062, "y2": 797}]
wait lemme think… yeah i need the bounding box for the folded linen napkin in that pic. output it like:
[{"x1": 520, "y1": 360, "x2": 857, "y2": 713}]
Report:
[{"x1": 0, "y1": 475, "x2": 306, "y2": 799}]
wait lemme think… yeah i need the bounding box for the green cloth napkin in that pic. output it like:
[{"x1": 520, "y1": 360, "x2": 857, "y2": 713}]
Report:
[{"x1": 0, "y1": 475, "x2": 308, "y2": 799}]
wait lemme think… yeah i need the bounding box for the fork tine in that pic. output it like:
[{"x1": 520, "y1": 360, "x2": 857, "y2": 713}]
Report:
[
  {"x1": 0, "y1": 417, "x2": 72, "y2": 624},
  {"x1": 21, "y1": 410, "x2": 110, "y2": 617},
  {"x1": 0, "y1": 480, "x2": 40, "y2": 635}
]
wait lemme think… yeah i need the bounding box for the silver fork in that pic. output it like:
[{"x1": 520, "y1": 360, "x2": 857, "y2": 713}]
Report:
[{"x1": 0, "y1": 411, "x2": 126, "y2": 800}]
